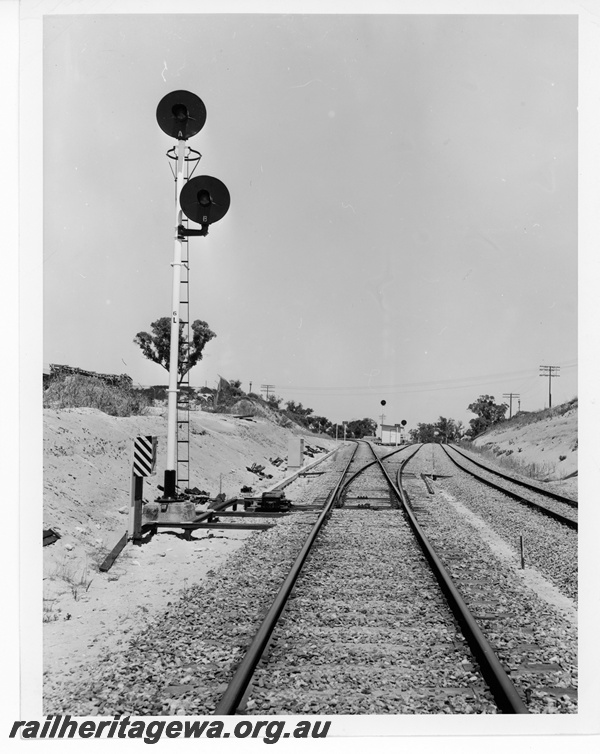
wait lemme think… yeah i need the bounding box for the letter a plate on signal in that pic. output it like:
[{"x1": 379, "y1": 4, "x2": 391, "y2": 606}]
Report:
[{"x1": 133, "y1": 435, "x2": 157, "y2": 477}]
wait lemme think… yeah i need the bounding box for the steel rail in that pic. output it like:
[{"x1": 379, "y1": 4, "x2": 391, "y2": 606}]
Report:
[
  {"x1": 377, "y1": 444, "x2": 529, "y2": 714},
  {"x1": 440, "y1": 445, "x2": 577, "y2": 530},
  {"x1": 448, "y1": 444, "x2": 577, "y2": 508},
  {"x1": 335, "y1": 441, "x2": 414, "y2": 505},
  {"x1": 213, "y1": 443, "x2": 359, "y2": 715}
]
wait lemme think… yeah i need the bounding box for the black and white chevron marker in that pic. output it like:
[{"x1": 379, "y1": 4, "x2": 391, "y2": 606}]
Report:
[{"x1": 133, "y1": 436, "x2": 157, "y2": 477}]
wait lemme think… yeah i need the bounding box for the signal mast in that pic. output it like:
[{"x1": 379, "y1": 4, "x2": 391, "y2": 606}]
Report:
[{"x1": 155, "y1": 90, "x2": 230, "y2": 503}]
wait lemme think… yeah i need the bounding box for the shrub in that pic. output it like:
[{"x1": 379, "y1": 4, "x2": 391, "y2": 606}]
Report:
[
  {"x1": 137, "y1": 385, "x2": 168, "y2": 403},
  {"x1": 43, "y1": 374, "x2": 150, "y2": 416}
]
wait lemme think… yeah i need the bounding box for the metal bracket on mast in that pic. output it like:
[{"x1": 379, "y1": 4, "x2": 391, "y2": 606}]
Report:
[{"x1": 177, "y1": 223, "x2": 209, "y2": 238}]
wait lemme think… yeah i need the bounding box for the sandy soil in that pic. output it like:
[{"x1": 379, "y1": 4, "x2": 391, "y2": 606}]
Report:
[
  {"x1": 43, "y1": 406, "x2": 337, "y2": 683},
  {"x1": 470, "y1": 402, "x2": 578, "y2": 498}
]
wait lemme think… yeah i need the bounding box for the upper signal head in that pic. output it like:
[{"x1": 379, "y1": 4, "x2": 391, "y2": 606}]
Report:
[{"x1": 156, "y1": 90, "x2": 207, "y2": 140}]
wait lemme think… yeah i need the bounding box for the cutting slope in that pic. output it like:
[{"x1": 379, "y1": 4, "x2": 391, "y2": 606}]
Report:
[{"x1": 470, "y1": 399, "x2": 577, "y2": 489}]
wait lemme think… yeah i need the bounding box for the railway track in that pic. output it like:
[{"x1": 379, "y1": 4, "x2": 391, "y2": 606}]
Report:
[
  {"x1": 446, "y1": 444, "x2": 577, "y2": 507},
  {"x1": 45, "y1": 441, "x2": 577, "y2": 716},
  {"x1": 440, "y1": 444, "x2": 577, "y2": 529},
  {"x1": 214, "y1": 441, "x2": 529, "y2": 714}
]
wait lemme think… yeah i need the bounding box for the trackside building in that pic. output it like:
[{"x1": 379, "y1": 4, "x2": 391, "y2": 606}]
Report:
[{"x1": 379, "y1": 423, "x2": 407, "y2": 445}]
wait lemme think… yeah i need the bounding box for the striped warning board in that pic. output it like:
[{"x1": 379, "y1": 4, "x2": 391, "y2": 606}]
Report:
[{"x1": 133, "y1": 435, "x2": 157, "y2": 477}]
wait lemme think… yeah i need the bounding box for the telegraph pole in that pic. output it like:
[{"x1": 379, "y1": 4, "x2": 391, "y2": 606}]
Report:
[
  {"x1": 539, "y1": 365, "x2": 560, "y2": 409},
  {"x1": 502, "y1": 393, "x2": 520, "y2": 419},
  {"x1": 261, "y1": 384, "x2": 275, "y2": 401}
]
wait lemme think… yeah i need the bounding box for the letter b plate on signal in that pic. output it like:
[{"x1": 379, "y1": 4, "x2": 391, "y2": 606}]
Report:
[{"x1": 133, "y1": 436, "x2": 157, "y2": 477}]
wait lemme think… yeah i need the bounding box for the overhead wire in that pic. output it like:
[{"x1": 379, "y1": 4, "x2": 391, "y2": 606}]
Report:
[{"x1": 275, "y1": 362, "x2": 577, "y2": 397}]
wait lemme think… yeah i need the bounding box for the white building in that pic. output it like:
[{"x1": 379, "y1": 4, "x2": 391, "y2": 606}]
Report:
[{"x1": 379, "y1": 423, "x2": 407, "y2": 445}]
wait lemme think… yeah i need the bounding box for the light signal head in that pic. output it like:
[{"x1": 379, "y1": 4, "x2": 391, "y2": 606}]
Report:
[
  {"x1": 156, "y1": 90, "x2": 207, "y2": 140},
  {"x1": 180, "y1": 175, "x2": 231, "y2": 227}
]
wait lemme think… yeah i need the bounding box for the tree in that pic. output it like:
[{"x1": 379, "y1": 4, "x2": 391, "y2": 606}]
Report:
[
  {"x1": 345, "y1": 418, "x2": 377, "y2": 439},
  {"x1": 409, "y1": 418, "x2": 463, "y2": 443},
  {"x1": 410, "y1": 423, "x2": 437, "y2": 443},
  {"x1": 266, "y1": 394, "x2": 282, "y2": 409},
  {"x1": 453, "y1": 420, "x2": 465, "y2": 441},
  {"x1": 134, "y1": 317, "x2": 216, "y2": 384},
  {"x1": 467, "y1": 394, "x2": 508, "y2": 438},
  {"x1": 285, "y1": 400, "x2": 313, "y2": 417},
  {"x1": 308, "y1": 415, "x2": 333, "y2": 435},
  {"x1": 435, "y1": 417, "x2": 463, "y2": 443}
]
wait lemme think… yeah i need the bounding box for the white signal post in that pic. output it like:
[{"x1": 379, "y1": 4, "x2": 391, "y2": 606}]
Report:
[
  {"x1": 165, "y1": 137, "x2": 186, "y2": 496},
  {"x1": 155, "y1": 90, "x2": 229, "y2": 501},
  {"x1": 432, "y1": 430, "x2": 440, "y2": 477}
]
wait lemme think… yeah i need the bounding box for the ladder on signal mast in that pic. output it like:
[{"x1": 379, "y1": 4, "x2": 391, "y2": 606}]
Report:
[
  {"x1": 169, "y1": 145, "x2": 201, "y2": 493},
  {"x1": 177, "y1": 222, "x2": 191, "y2": 492}
]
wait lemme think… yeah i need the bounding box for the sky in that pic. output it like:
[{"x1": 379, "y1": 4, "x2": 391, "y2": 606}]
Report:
[{"x1": 41, "y1": 8, "x2": 579, "y2": 430}]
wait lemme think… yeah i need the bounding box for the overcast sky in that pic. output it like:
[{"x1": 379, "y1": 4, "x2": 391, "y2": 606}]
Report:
[{"x1": 42, "y1": 10, "x2": 578, "y2": 428}]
